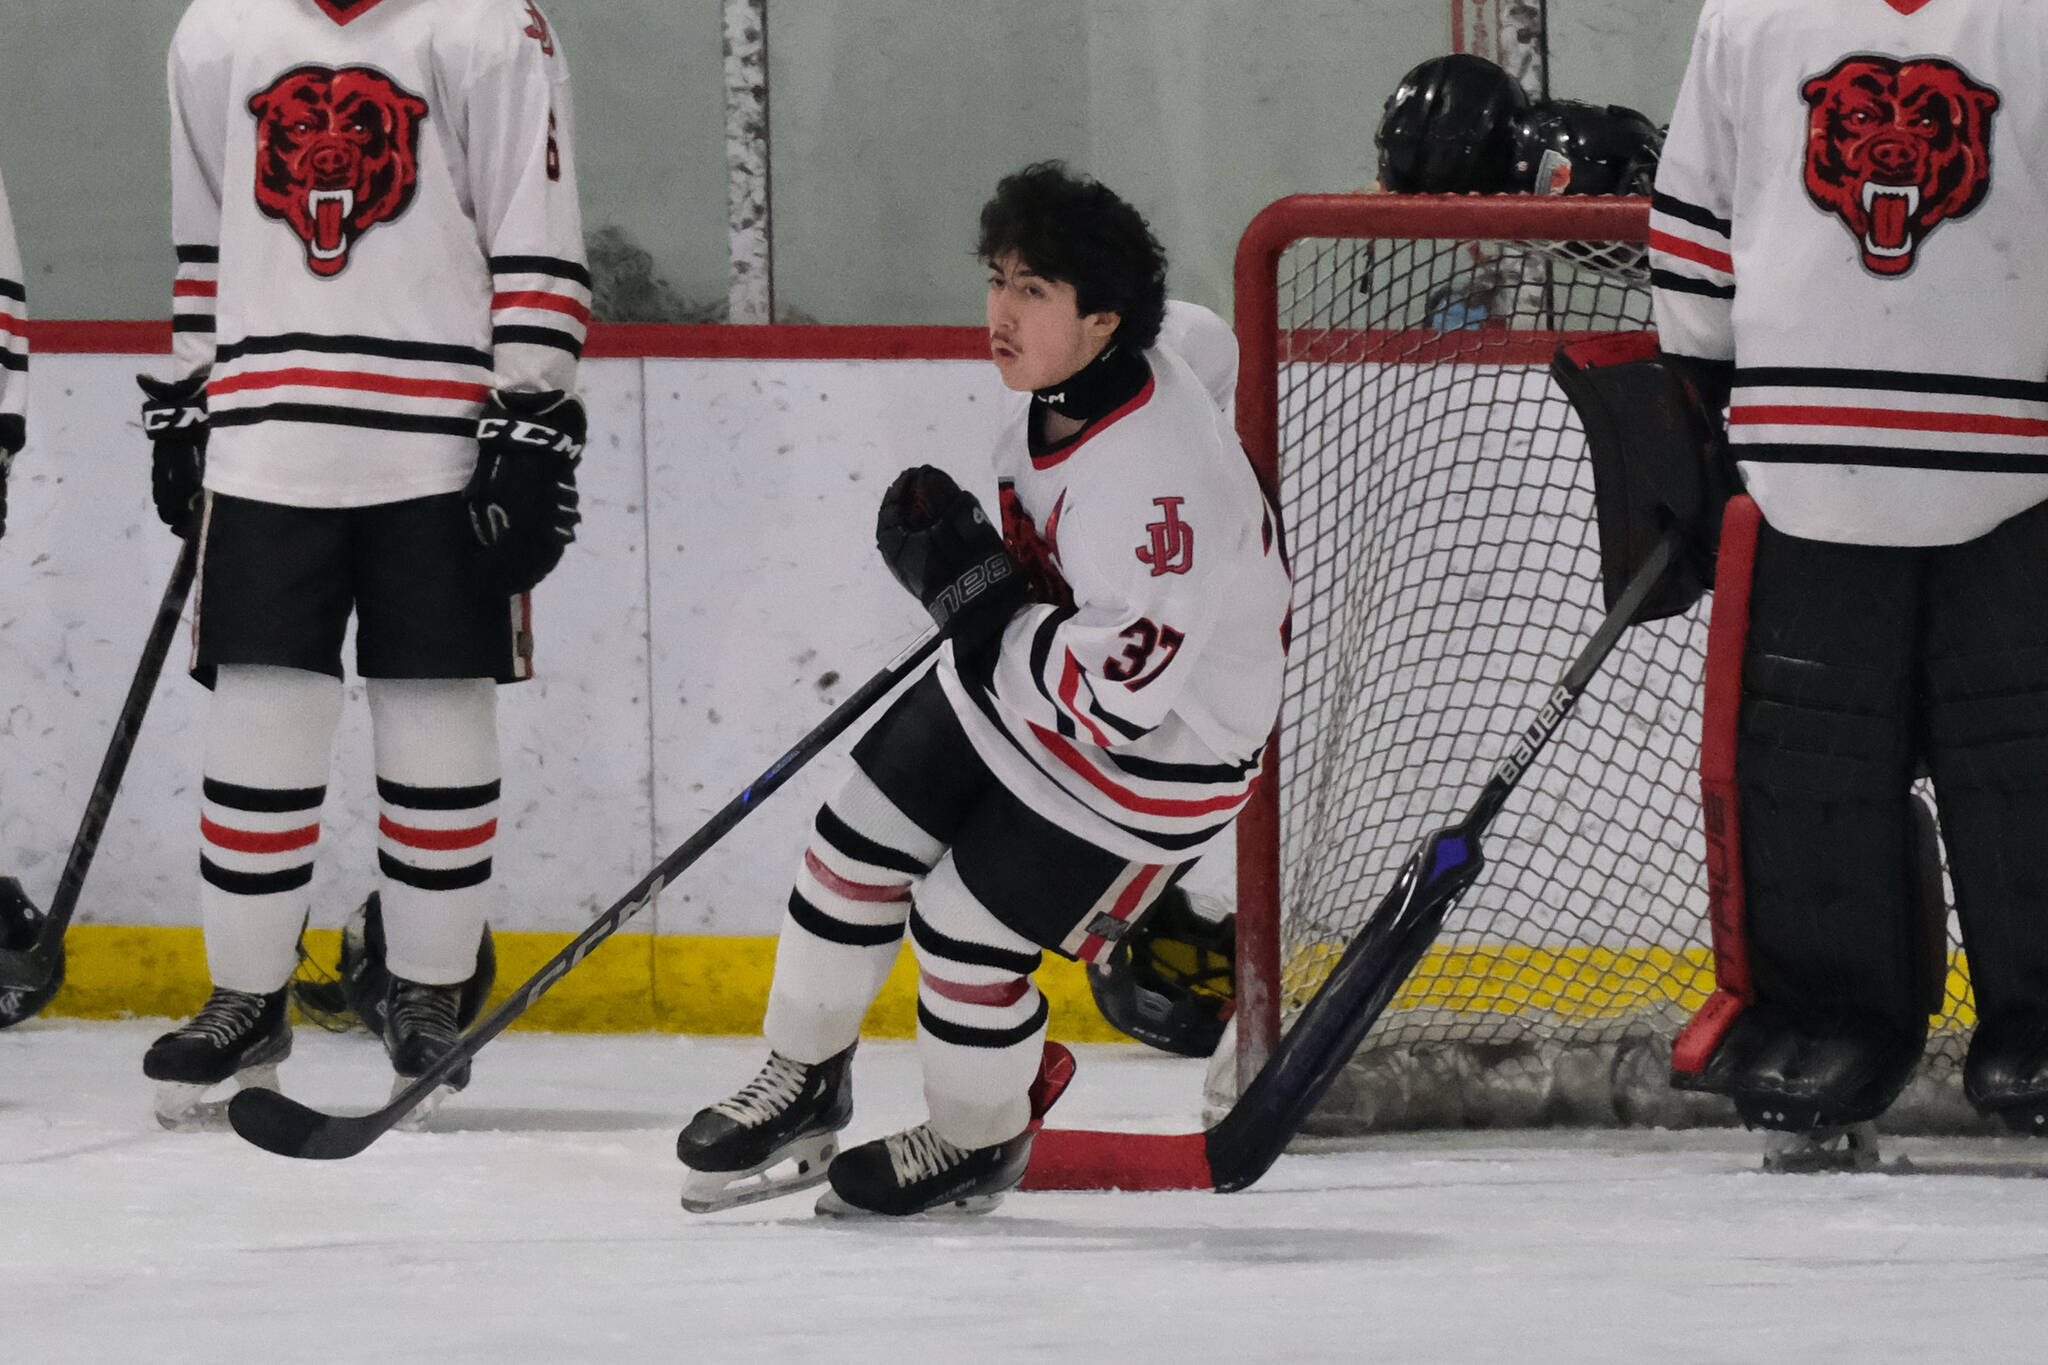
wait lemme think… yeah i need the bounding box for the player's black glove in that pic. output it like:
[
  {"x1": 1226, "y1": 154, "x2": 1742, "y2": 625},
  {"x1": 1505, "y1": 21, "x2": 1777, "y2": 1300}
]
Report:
[
  {"x1": 138, "y1": 374, "x2": 207, "y2": 539},
  {"x1": 0, "y1": 414, "x2": 22, "y2": 541},
  {"x1": 465, "y1": 388, "x2": 585, "y2": 594},
  {"x1": 875, "y1": 465, "x2": 1029, "y2": 657}
]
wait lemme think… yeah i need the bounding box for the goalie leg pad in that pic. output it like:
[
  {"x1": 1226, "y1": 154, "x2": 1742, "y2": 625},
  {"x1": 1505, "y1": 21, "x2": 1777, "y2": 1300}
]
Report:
[{"x1": 1676, "y1": 511, "x2": 1930, "y2": 1123}]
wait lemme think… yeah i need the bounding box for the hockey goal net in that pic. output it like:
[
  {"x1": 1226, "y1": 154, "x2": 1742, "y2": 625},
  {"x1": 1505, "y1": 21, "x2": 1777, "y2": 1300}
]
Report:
[{"x1": 1228, "y1": 194, "x2": 1980, "y2": 1134}]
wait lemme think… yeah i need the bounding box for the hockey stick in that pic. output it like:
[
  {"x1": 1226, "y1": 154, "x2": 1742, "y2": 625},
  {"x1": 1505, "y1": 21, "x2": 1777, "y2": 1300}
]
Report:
[
  {"x1": 1022, "y1": 528, "x2": 1684, "y2": 1194},
  {"x1": 228, "y1": 623, "x2": 946, "y2": 1159},
  {"x1": 0, "y1": 537, "x2": 199, "y2": 991}
]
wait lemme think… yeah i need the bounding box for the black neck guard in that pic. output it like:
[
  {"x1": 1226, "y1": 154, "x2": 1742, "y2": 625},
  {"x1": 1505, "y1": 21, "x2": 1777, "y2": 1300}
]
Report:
[{"x1": 1032, "y1": 341, "x2": 1149, "y2": 424}]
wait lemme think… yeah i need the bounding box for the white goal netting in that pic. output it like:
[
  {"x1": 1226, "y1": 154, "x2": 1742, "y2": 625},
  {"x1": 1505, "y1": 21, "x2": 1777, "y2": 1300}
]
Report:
[{"x1": 1231, "y1": 196, "x2": 1983, "y2": 1134}]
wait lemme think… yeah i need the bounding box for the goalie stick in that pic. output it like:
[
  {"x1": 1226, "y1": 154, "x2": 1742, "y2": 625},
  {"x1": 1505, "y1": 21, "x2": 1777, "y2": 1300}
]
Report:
[
  {"x1": 0, "y1": 538, "x2": 199, "y2": 992},
  {"x1": 1022, "y1": 528, "x2": 1685, "y2": 1194},
  {"x1": 228, "y1": 623, "x2": 945, "y2": 1159}
]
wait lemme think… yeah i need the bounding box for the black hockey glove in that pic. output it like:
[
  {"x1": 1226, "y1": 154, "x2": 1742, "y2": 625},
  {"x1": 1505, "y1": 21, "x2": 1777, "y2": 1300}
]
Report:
[
  {"x1": 465, "y1": 389, "x2": 585, "y2": 594},
  {"x1": 876, "y1": 465, "x2": 1030, "y2": 659},
  {"x1": 0, "y1": 414, "x2": 21, "y2": 541},
  {"x1": 138, "y1": 374, "x2": 208, "y2": 539}
]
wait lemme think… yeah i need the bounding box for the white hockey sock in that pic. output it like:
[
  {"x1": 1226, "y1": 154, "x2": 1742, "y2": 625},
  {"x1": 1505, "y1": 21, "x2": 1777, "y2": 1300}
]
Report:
[
  {"x1": 199, "y1": 665, "x2": 343, "y2": 994},
  {"x1": 368, "y1": 677, "x2": 498, "y2": 986},
  {"x1": 910, "y1": 854, "x2": 1047, "y2": 1150},
  {"x1": 763, "y1": 768, "x2": 941, "y2": 1064}
]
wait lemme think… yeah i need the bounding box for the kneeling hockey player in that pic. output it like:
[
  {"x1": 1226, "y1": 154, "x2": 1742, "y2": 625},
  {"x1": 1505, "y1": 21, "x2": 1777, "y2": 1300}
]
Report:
[
  {"x1": 676, "y1": 162, "x2": 1292, "y2": 1217},
  {"x1": 1653, "y1": 0, "x2": 2048, "y2": 1168},
  {"x1": 140, "y1": 0, "x2": 587, "y2": 1129}
]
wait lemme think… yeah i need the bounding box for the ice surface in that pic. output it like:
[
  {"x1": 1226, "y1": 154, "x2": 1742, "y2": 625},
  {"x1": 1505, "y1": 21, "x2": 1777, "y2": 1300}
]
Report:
[{"x1": 7, "y1": 1022, "x2": 2048, "y2": 1364}]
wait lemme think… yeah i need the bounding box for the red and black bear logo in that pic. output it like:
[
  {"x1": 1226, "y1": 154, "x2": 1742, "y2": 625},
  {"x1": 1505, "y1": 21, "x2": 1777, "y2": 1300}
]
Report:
[
  {"x1": 1802, "y1": 54, "x2": 1999, "y2": 277},
  {"x1": 249, "y1": 65, "x2": 429, "y2": 277}
]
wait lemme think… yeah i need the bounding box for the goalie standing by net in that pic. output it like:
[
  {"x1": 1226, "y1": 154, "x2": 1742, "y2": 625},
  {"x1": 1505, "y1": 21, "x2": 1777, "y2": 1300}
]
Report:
[
  {"x1": 1651, "y1": 0, "x2": 2048, "y2": 1165},
  {"x1": 676, "y1": 162, "x2": 1292, "y2": 1218}
]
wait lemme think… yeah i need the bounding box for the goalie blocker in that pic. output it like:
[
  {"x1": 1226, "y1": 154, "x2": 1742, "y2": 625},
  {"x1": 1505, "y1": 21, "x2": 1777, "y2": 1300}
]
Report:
[{"x1": 1548, "y1": 332, "x2": 1734, "y2": 624}]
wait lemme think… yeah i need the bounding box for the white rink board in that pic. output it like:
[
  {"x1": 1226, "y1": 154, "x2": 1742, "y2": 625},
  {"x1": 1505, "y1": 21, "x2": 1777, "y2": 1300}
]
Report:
[{"x1": 0, "y1": 354, "x2": 1001, "y2": 937}]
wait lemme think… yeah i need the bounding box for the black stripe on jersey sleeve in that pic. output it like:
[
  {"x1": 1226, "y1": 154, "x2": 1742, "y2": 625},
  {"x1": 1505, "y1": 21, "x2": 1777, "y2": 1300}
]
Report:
[
  {"x1": 488, "y1": 254, "x2": 593, "y2": 288},
  {"x1": 956, "y1": 670, "x2": 1233, "y2": 854},
  {"x1": 1650, "y1": 269, "x2": 1735, "y2": 300},
  {"x1": 1735, "y1": 443, "x2": 2048, "y2": 474},
  {"x1": 917, "y1": 997, "x2": 1049, "y2": 1049},
  {"x1": 214, "y1": 333, "x2": 493, "y2": 369},
  {"x1": 203, "y1": 778, "x2": 326, "y2": 813},
  {"x1": 1734, "y1": 367, "x2": 2048, "y2": 403},
  {"x1": 172, "y1": 315, "x2": 216, "y2": 334},
  {"x1": 175, "y1": 244, "x2": 221, "y2": 264},
  {"x1": 492, "y1": 324, "x2": 585, "y2": 357},
  {"x1": 0, "y1": 352, "x2": 24, "y2": 373},
  {"x1": 0, "y1": 279, "x2": 24, "y2": 302},
  {"x1": 375, "y1": 777, "x2": 502, "y2": 810},
  {"x1": 1651, "y1": 191, "x2": 1732, "y2": 238},
  {"x1": 1087, "y1": 698, "x2": 1152, "y2": 743},
  {"x1": 1106, "y1": 747, "x2": 1263, "y2": 786},
  {"x1": 210, "y1": 404, "x2": 478, "y2": 438},
  {"x1": 1023, "y1": 608, "x2": 1079, "y2": 739}
]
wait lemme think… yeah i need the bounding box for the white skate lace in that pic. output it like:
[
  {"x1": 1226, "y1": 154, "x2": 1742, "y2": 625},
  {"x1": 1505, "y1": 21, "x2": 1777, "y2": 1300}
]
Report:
[
  {"x1": 389, "y1": 982, "x2": 461, "y2": 1045},
  {"x1": 172, "y1": 988, "x2": 269, "y2": 1046},
  {"x1": 711, "y1": 1052, "x2": 810, "y2": 1127},
  {"x1": 884, "y1": 1123, "x2": 969, "y2": 1185}
]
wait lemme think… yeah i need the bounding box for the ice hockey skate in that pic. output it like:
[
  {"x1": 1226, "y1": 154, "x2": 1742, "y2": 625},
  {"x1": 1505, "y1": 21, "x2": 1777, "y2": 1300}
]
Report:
[
  {"x1": 1760, "y1": 1121, "x2": 1881, "y2": 1174},
  {"x1": 814, "y1": 1121, "x2": 1037, "y2": 1219},
  {"x1": 676, "y1": 1044, "x2": 856, "y2": 1212},
  {"x1": 383, "y1": 977, "x2": 471, "y2": 1131},
  {"x1": 142, "y1": 987, "x2": 291, "y2": 1131},
  {"x1": 813, "y1": 1039, "x2": 1075, "y2": 1218}
]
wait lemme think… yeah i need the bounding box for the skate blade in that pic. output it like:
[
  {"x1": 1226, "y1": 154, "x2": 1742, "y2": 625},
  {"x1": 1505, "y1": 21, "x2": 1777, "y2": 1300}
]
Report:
[
  {"x1": 813, "y1": 1188, "x2": 1005, "y2": 1220},
  {"x1": 1761, "y1": 1122, "x2": 1880, "y2": 1174},
  {"x1": 389, "y1": 1075, "x2": 461, "y2": 1133},
  {"x1": 154, "y1": 1064, "x2": 283, "y2": 1133},
  {"x1": 680, "y1": 1133, "x2": 839, "y2": 1213}
]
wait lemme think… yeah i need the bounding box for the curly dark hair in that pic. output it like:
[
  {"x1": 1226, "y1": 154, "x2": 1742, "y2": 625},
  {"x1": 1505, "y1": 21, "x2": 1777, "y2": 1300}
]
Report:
[{"x1": 976, "y1": 161, "x2": 1168, "y2": 352}]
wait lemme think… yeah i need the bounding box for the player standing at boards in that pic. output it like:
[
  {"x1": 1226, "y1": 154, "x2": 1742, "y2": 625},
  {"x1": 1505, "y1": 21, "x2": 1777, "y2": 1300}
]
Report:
[
  {"x1": 1653, "y1": 0, "x2": 2048, "y2": 1167},
  {"x1": 140, "y1": 0, "x2": 588, "y2": 1129},
  {"x1": 676, "y1": 163, "x2": 1292, "y2": 1218}
]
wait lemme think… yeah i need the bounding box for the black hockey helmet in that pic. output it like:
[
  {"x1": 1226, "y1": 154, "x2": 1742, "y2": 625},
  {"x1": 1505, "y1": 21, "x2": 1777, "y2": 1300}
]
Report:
[
  {"x1": 1508, "y1": 99, "x2": 1664, "y2": 197},
  {"x1": 293, "y1": 891, "x2": 496, "y2": 1036},
  {"x1": 0, "y1": 877, "x2": 63, "y2": 1030},
  {"x1": 1375, "y1": 54, "x2": 1531, "y2": 194},
  {"x1": 1087, "y1": 886, "x2": 1236, "y2": 1058}
]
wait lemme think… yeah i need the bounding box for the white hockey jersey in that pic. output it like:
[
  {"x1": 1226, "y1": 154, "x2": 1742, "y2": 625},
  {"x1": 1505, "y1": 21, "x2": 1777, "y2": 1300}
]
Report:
[
  {"x1": 938, "y1": 304, "x2": 1293, "y2": 866},
  {"x1": 1652, "y1": 0, "x2": 2048, "y2": 547},
  {"x1": 0, "y1": 168, "x2": 25, "y2": 443},
  {"x1": 168, "y1": 0, "x2": 588, "y2": 508}
]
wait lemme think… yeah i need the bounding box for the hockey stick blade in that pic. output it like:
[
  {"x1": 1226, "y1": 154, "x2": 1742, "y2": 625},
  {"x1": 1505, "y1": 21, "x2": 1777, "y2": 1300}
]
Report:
[
  {"x1": 1024, "y1": 530, "x2": 1684, "y2": 1194},
  {"x1": 0, "y1": 539, "x2": 198, "y2": 993},
  {"x1": 229, "y1": 624, "x2": 946, "y2": 1160}
]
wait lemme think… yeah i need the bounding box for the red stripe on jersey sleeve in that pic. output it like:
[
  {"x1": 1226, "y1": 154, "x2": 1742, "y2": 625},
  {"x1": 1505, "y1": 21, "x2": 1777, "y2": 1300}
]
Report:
[
  {"x1": 1649, "y1": 229, "x2": 1734, "y2": 276},
  {"x1": 491, "y1": 290, "x2": 593, "y2": 326}
]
